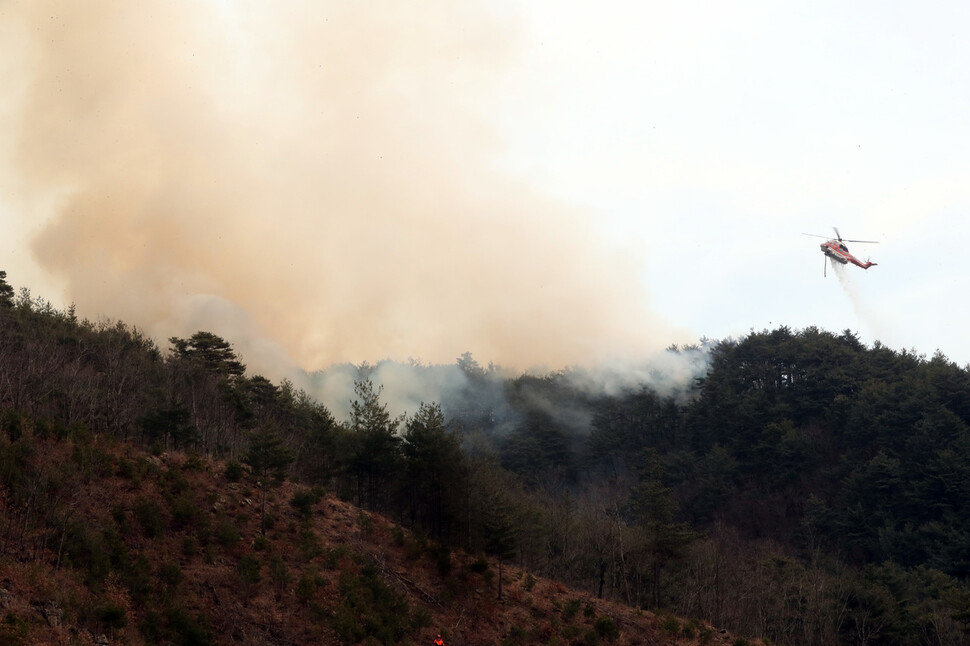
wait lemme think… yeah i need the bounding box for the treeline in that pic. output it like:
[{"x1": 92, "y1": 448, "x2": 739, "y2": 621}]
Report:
[
  {"x1": 4, "y1": 271, "x2": 970, "y2": 644},
  {"x1": 0, "y1": 276, "x2": 463, "y2": 536}
]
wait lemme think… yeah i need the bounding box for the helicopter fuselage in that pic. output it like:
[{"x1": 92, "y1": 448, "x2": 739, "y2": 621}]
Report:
[{"x1": 820, "y1": 239, "x2": 875, "y2": 269}]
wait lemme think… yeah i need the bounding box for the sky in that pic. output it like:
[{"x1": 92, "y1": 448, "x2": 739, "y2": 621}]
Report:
[
  {"x1": 1, "y1": 0, "x2": 969, "y2": 395},
  {"x1": 496, "y1": 0, "x2": 970, "y2": 366}
]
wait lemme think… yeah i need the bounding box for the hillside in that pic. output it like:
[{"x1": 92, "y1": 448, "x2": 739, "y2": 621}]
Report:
[
  {"x1": 6, "y1": 274, "x2": 970, "y2": 644},
  {"x1": 0, "y1": 434, "x2": 749, "y2": 646}
]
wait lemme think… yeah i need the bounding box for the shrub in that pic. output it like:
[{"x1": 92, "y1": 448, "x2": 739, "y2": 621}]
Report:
[
  {"x1": 215, "y1": 519, "x2": 240, "y2": 547},
  {"x1": 296, "y1": 570, "x2": 327, "y2": 604},
  {"x1": 356, "y1": 511, "x2": 374, "y2": 535},
  {"x1": 123, "y1": 554, "x2": 153, "y2": 600},
  {"x1": 0, "y1": 410, "x2": 23, "y2": 441},
  {"x1": 165, "y1": 606, "x2": 215, "y2": 646},
  {"x1": 290, "y1": 487, "x2": 324, "y2": 520},
  {"x1": 323, "y1": 545, "x2": 347, "y2": 569},
  {"x1": 331, "y1": 604, "x2": 365, "y2": 645},
  {"x1": 169, "y1": 495, "x2": 201, "y2": 530},
  {"x1": 237, "y1": 554, "x2": 262, "y2": 585},
  {"x1": 61, "y1": 523, "x2": 113, "y2": 586},
  {"x1": 165, "y1": 468, "x2": 190, "y2": 495},
  {"x1": 660, "y1": 617, "x2": 680, "y2": 633},
  {"x1": 562, "y1": 598, "x2": 582, "y2": 621},
  {"x1": 184, "y1": 454, "x2": 206, "y2": 471},
  {"x1": 435, "y1": 545, "x2": 452, "y2": 577},
  {"x1": 470, "y1": 556, "x2": 489, "y2": 574},
  {"x1": 503, "y1": 624, "x2": 527, "y2": 645},
  {"x1": 138, "y1": 609, "x2": 163, "y2": 643},
  {"x1": 97, "y1": 602, "x2": 128, "y2": 630},
  {"x1": 133, "y1": 497, "x2": 165, "y2": 538},
  {"x1": 1, "y1": 612, "x2": 29, "y2": 645},
  {"x1": 594, "y1": 615, "x2": 619, "y2": 642},
  {"x1": 263, "y1": 511, "x2": 277, "y2": 531},
  {"x1": 332, "y1": 566, "x2": 412, "y2": 645},
  {"x1": 269, "y1": 554, "x2": 290, "y2": 588},
  {"x1": 224, "y1": 460, "x2": 244, "y2": 482},
  {"x1": 404, "y1": 536, "x2": 425, "y2": 561},
  {"x1": 299, "y1": 527, "x2": 324, "y2": 560},
  {"x1": 110, "y1": 504, "x2": 129, "y2": 530},
  {"x1": 115, "y1": 456, "x2": 139, "y2": 482},
  {"x1": 411, "y1": 606, "x2": 432, "y2": 630},
  {"x1": 181, "y1": 535, "x2": 199, "y2": 560},
  {"x1": 160, "y1": 561, "x2": 183, "y2": 588},
  {"x1": 682, "y1": 619, "x2": 700, "y2": 640}
]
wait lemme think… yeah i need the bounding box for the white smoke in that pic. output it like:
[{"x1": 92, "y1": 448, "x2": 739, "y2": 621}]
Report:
[
  {"x1": 562, "y1": 344, "x2": 712, "y2": 402},
  {"x1": 295, "y1": 344, "x2": 713, "y2": 432},
  {"x1": 832, "y1": 262, "x2": 887, "y2": 342},
  {"x1": 305, "y1": 360, "x2": 480, "y2": 423}
]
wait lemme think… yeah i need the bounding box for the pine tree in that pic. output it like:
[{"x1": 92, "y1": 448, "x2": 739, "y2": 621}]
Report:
[
  {"x1": 346, "y1": 379, "x2": 401, "y2": 511},
  {"x1": 244, "y1": 425, "x2": 294, "y2": 534},
  {"x1": 169, "y1": 331, "x2": 246, "y2": 378},
  {"x1": 0, "y1": 271, "x2": 14, "y2": 308},
  {"x1": 482, "y1": 495, "x2": 517, "y2": 600},
  {"x1": 402, "y1": 402, "x2": 465, "y2": 539}
]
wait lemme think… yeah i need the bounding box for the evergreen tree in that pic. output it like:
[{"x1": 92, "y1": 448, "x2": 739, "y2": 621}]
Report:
[
  {"x1": 401, "y1": 402, "x2": 465, "y2": 539},
  {"x1": 482, "y1": 495, "x2": 517, "y2": 601},
  {"x1": 632, "y1": 450, "x2": 695, "y2": 608},
  {"x1": 168, "y1": 332, "x2": 247, "y2": 453},
  {"x1": 289, "y1": 389, "x2": 340, "y2": 487},
  {"x1": 169, "y1": 331, "x2": 246, "y2": 378},
  {"x1": 244, "y1": 425, "x2": 294, "y2": 534},
  {"x1": 0, "y1": 271, "x2": 14, "y2": 308},
  {"x1": 345, "y1": 379, "x2": 401, "y2": 511}
]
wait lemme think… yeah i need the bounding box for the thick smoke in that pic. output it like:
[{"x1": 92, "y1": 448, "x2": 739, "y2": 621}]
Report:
[{"x1": 0, "y1": 1, "x2": 686, "y2": 404}]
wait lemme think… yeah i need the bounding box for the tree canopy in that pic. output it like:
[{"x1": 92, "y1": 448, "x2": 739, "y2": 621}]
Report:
[{"x1": 6, "y1": 272, "x2": 970, "y2": 644}]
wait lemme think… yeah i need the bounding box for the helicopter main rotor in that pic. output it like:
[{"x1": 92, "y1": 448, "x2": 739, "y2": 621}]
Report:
[{"x1": 802, "y1": 227, "x2": 879, "y2": 244}]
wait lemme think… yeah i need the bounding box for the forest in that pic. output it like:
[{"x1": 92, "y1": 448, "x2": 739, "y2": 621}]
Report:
[{"x1": 3, "y1": 269, "x2": 970, "y2": 645}]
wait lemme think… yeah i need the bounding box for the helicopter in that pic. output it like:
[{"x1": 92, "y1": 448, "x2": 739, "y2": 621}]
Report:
[{"x1": 803, "y1": 228, "x2": 878, "y2": 277}]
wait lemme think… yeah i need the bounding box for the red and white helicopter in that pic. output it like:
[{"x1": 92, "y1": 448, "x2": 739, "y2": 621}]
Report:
[{"x1": 803, "y1": 228, "x2": 878, "y2": 276}]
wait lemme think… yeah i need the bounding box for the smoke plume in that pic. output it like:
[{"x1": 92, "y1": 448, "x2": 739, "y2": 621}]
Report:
[{"x1": 0, "y1": 1, "x2": 681, "y2": 395}]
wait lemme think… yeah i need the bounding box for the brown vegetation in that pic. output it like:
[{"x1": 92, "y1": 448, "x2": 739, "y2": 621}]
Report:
[{"x1": 0, "y1": 434, "x2": 753, "y2": 646}]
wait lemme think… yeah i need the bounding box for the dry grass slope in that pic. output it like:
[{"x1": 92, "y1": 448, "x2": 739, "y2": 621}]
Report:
[{"x1": 0, "y1": 436, "x2": 759, "y2": 646}]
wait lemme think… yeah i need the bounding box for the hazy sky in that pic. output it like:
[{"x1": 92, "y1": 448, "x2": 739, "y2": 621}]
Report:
[
  {"x1": 498, "y1": 0, "x2": 970, "y2": 366},
  {"x1": 2, "y1": 0, "x2": 969, "y2": 380}
]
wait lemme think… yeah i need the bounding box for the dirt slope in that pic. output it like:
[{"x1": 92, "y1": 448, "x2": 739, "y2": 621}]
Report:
[{"x1": 0, "y1": 438, "x2": 756, "y2": 645}]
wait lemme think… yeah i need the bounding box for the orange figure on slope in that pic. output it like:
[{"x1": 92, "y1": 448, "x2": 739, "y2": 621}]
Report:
[{"x1": 434, "y1": 635, "x2": 444, "y2": 646}]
